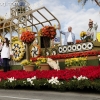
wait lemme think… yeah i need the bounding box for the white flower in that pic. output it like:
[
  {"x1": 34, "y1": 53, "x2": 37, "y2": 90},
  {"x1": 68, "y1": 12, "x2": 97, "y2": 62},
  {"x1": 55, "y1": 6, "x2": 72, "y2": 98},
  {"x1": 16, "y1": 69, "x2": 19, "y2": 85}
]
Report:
[
  {"x1": 77, "y1": 75, "x2": 88, "y2": 81},
  {"x1": 27, "y1": 76, "x2": 36, "y2": 85},
  {"x1": 48, "y1": 77, "x2": 60, "y2": 85},
  {"x1": 7, "y1": 77, "x2": 16, "y2": 82},
  {"x1": 27, "y1": 78, "x2": 33, "y2": 85},
  {"x1": 73, "y1": 76, "x2": 77, "y2": 79},
  {"x1": 31, "y1": 76, "x2": 36, "y2": 80},
  {"x1": 23, "y1": 81, "x2": 26, "y2": 84}
]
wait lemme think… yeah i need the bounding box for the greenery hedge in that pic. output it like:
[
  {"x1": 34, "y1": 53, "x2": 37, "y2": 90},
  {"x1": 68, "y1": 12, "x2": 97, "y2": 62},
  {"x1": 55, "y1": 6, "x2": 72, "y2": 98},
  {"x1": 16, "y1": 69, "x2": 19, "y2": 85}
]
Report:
[{"x1": 0, "y1": 79, "x2": 100, "y2": 92}]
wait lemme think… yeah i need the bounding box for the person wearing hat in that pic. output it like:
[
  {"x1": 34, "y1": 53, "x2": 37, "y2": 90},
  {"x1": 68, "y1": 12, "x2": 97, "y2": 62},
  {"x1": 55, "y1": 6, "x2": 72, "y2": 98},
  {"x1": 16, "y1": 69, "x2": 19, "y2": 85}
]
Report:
[{"x1": 85, "y1": 19, "x2": 98, "y2": 42}]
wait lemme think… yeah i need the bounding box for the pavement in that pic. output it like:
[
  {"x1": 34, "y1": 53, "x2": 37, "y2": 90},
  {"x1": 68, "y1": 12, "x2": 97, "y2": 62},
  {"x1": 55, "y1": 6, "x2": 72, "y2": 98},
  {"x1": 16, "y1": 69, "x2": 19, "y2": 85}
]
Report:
[{"x1": 0, "y1": 89, "x2": 100, "y2": 100}]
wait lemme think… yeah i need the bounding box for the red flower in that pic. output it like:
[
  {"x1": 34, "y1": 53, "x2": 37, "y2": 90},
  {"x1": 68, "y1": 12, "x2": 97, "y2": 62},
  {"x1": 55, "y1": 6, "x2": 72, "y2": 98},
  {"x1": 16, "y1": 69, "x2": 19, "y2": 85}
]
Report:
[
  {"x1": 41, "y1": 26, "x2": 56, "y2": 39},
  {"x1": 21, "y1": 31, "x2": 35, "y2": 43}
]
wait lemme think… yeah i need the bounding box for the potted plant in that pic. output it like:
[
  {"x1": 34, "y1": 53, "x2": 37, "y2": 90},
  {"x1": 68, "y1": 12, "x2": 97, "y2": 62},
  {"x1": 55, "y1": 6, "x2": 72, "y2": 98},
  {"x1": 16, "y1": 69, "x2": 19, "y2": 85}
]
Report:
[
  {"x1": 65, "y1": 57, "x2": 87, "y2": 69},
  {"x1": 34, "y1": 57, "x2": 50, "y2": 71},
  {"x1": 20, "y1": 59, "x2": 34, "y2": 71}
]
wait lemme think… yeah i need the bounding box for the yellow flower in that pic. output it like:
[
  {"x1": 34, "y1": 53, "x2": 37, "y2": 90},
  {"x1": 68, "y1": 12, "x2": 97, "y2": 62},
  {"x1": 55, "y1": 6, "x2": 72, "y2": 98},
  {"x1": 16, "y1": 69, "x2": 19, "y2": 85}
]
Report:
[
  {"x1": 80, "y1": 31, "x2": 86, "y2": 37},
  {"x1": 37, "y1": 57, "x2": 47, "y2": 63},
  {"x1": 65, "y1": 57, "x2": 87, "y2": 67},
  {"x1": 20, "y1": 59, "x2": 32, "y2": 66}
]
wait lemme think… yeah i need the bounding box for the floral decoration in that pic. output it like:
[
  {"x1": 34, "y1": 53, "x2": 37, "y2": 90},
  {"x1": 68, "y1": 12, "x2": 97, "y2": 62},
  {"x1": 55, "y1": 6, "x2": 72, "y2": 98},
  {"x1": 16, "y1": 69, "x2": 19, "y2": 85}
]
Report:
[
  {"x1": 65, "y1": 57, "x2": 87, "y2": 67},
  {"x1": 34, "y1": 57, "x2": 47, "y2": 69},
  {"x1": 30, "y1": 50, "x2": 100, "y2": 62},
  {"x1": 12, "y1": 41, "x2": 25, "y2": 61},
  {"x1": 40, "y1": 26, "x2": 56, "y2": 39},
  {"x1": 20, "y1": 59, "x2": 33, "y2": 66},
  {"x1": 11, "y1": 36, "x2": 18, "y2": 42},
  {"x1": 0, "y1": 66, "x2": 100, "y2": 91},
  {"x1": 80, "y1": 31, "x2": 86, "y2": 40},
  {"x1": 21, "y1": 31, "x2": 35, "y2": 43}
]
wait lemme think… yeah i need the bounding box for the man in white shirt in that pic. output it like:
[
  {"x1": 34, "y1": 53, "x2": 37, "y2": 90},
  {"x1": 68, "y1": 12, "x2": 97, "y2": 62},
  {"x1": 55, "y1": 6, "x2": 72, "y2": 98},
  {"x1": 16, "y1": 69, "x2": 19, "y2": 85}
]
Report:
[
  {"x1": 57, "y1": 26, "x2": 76, "y2": 45},
  {"x1": 85, "y1": 19, "x2": 98, "y2": 42}
]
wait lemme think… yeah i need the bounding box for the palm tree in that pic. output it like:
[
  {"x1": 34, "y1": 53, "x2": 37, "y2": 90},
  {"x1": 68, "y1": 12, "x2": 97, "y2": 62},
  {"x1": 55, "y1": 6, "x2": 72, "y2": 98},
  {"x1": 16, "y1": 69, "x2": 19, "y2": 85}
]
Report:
[{"x1": 78, "y1": 0, "x2": 100, "y2": 6}]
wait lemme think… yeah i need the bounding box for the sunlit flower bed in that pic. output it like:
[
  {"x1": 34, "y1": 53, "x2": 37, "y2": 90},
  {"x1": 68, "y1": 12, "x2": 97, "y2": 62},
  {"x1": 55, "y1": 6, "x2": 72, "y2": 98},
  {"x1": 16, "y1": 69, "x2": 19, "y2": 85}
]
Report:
[{"x1": 0, "y1": 66, "x2": 100, "y2": 92}]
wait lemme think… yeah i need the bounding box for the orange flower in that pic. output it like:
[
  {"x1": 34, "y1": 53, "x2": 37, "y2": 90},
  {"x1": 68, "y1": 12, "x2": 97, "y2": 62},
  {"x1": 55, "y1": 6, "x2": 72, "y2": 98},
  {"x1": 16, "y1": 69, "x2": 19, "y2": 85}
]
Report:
[
  {"x1": 41, "y1": 26, "x2": 56, "y2": 39},
  {"x1": 21, "y1": 31, "x2": 35, "y2": 43}
]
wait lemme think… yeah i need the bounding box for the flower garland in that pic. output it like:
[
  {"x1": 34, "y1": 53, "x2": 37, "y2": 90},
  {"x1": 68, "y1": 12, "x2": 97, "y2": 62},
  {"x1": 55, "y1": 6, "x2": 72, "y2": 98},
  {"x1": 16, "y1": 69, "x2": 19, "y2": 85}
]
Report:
[
  {"x1": 20, "y1": 31, "x2": 35, "y2": 43},
  {"x1": 40, "y1": 26, "x2": 56, "y2": 39}
]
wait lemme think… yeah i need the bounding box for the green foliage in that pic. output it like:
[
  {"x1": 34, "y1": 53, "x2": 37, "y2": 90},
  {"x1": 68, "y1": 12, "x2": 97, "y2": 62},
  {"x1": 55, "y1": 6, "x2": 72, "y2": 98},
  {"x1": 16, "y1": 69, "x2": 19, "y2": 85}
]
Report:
[{"x1": 0, "y1": 79, "x2": 100, "y2": 92}]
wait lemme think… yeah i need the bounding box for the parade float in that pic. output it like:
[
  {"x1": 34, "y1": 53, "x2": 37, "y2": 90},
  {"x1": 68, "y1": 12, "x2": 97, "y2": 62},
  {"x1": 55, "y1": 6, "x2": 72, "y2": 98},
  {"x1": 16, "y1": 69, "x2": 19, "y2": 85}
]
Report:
[
  {"x1": 0, "y1": 0, "x2": 100, "y2": 71},
  {"x1": 0, "y1": 0, "x2": 100, "y2": 92}
]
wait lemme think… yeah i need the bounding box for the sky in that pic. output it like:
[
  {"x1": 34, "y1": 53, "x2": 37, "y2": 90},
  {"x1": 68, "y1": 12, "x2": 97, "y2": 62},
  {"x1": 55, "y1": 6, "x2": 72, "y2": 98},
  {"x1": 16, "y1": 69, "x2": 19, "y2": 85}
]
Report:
[{"x1": 0, "y1": 0, "x2": 100, "y2": 44}]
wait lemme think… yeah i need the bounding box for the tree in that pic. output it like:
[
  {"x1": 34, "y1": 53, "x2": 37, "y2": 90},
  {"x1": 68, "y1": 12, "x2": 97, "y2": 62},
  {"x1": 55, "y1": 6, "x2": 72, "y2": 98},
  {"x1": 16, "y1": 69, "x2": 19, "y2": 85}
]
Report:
[{"x1": 78, "y1": 0, "x2": 100, "y2": 6}]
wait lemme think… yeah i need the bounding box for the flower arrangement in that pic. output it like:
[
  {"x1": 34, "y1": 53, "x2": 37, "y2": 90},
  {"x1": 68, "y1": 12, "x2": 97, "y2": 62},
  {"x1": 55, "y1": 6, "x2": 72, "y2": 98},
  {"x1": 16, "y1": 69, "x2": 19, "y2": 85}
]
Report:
[
  {"x1": 65, "y1": 57, "x2": 87, "y2": 67},
  {"x1": 40, "y1": 26, "x2": 56, "y2": 39},
  {"x1": 20, "y1": 31, "x2": 35, "y2": 43},
  {"x1": 20, "y1": 59, "x2": 33, "y2": 66},
  {"x1": 80, "y1": 31, "x2": 86, "y2": 40},
  {"x1": 37, "y1": 57, "x2": 47, "y2": 63},
  {"x1": 34, "y1": 57, "x2": 47, "y2": 69}
]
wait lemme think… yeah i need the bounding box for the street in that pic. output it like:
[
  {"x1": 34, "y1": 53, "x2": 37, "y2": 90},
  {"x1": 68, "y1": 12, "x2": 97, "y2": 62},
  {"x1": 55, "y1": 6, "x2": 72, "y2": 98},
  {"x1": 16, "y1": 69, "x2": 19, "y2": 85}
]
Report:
[{"x1": 0, "y1": 89, "x2": 100, "y2": 100}]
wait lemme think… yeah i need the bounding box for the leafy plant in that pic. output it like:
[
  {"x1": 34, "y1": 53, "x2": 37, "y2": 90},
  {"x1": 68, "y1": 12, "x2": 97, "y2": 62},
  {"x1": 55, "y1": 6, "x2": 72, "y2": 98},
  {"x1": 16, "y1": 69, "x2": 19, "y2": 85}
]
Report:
[{"x1": 65, "y1": 57, "x2": 87, "y2": 67}]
